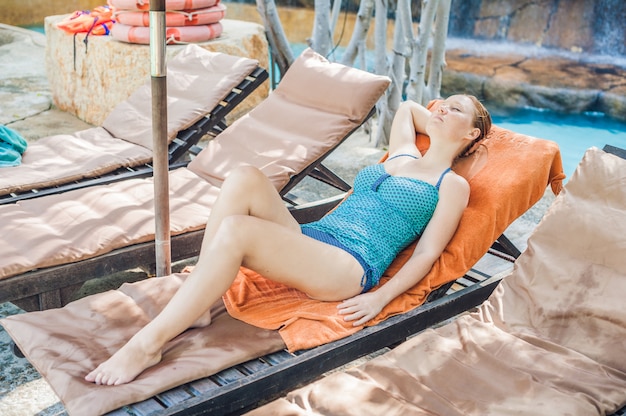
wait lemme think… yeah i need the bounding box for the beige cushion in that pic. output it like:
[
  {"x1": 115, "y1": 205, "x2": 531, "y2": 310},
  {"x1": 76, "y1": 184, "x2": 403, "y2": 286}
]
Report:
[
  {"x1": 0, "y1": 168, "x2": 219, "y2": 280},
  {"x1": 274, "y1": 47, "x2": 388, "y2": 122},
  {"x1": 0, "y1": 127, "x2": 152, "y2": 195},
  {"x1": 0, "y1": 45, "x2": 259, "y2": 196},
  {"x1": 102, "y1": 44, "x2": 259, "y2": 150},
  {"x1": 187, "y1": 48, "x2": 390, "y2": 190}
]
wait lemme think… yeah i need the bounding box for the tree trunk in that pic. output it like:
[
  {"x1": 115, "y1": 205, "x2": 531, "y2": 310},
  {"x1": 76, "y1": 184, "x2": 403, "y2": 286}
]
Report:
[
  {"x1": 375, "y1": 0, "x2": 412, "y2": 147},
  {"x1": 312, "y1": 0, "x2": 333, "y2": 55},
  {"x1": 426, "y1": 0, "x2": 451, "y2": 101},
  {"x1": 340, "y1": 0, "x2": 374, "y2": 67},
  {"x1": 373, "y1": 0, "x2": 388, "y2": 76},
  {"x1": 256, "y1": 0, "x2": 294, "y2": 80},
  {"x1": 408, "y1": 0, "x2": 438, "y2": 104},
  {"x1": 327, "y1": 0, "x2": 348, "y2": 61}
]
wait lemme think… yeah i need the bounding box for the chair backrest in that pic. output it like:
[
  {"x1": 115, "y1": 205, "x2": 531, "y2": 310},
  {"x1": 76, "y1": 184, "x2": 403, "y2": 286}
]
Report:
[
  {"x1": 187, "y1": 48, "x2": 391, "y2": 191},
  {"x1": 0, "y1": 45, "x2": 261, "y2": 198},
  {"x1": 102, "y1": 44, "x2": 260, "y2": 150},
  {"x1": 491, "y1": 147, "x2": 626, "y2": 372}
]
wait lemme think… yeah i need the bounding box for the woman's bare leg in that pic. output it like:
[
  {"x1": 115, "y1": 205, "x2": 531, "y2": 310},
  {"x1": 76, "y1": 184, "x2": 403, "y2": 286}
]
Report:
[{"x1": 85, "y1": 167, "x2": 364, "y2": 385}]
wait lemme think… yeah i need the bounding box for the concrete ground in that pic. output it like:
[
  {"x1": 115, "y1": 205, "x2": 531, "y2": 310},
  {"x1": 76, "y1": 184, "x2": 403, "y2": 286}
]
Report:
[{"x1": 0, "y1": 23, "x2": 553, "y2": 415}]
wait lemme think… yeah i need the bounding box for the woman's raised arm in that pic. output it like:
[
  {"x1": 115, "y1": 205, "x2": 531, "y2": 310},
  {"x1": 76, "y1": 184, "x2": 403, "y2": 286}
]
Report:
[{"x1": 387, "y1": 100, "x2": 432, "y2": 157}]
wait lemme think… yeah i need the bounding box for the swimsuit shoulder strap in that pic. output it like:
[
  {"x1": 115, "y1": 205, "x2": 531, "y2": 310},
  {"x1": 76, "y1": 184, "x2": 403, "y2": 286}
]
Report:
[{"x1": 435, "y1": 167, "x2": 452, "y2": 189}]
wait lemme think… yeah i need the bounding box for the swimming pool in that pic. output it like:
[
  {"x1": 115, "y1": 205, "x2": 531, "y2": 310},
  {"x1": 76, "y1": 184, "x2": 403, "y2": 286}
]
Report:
[{"x1": 490, "y1": 107, "x2": 626, "y2": 180}]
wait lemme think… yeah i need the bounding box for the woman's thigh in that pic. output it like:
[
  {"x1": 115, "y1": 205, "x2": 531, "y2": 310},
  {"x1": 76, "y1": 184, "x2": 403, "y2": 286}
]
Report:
[{"x1": 233, "y1": 216, "x2": 365, "y2": 301}]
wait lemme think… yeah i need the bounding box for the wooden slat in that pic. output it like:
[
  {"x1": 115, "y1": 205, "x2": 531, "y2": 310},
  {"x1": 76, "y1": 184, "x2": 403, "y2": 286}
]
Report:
[
  {"x1": 127, "y1": 398, "x2": 165, "y2": 416},
  {"x1": 105, "y1": 407, "x2": 133, "y2": 416},
  {"x1": 156, "y1": 388, "x2": 194, "y2": 408},
  {"x1": 187, "y1": 378, "x2": 220, "y2": 395}
]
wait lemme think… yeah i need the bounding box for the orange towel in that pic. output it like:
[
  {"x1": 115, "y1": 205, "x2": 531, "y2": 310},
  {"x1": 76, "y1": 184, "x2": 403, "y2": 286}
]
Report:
[{"x1": 223, "y1": 122, "x2": 565, "y2": 352}]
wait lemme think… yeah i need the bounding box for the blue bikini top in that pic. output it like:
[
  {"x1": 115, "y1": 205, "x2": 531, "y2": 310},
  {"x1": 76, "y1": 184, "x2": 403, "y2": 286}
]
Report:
[{"x1": 301, "y1": 154, "x2": 451, "y2": 284}]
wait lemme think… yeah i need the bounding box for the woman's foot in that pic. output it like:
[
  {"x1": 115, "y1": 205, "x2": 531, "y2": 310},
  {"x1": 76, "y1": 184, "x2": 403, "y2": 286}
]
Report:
[{"x1": 85, "y1": 338, "x2": 162, "y2": 386}]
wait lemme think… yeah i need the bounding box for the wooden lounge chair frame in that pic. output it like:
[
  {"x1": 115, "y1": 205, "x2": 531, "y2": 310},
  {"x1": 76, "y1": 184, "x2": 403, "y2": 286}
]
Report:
[
  {"x1": 8, "y1": 135, "x2": 525, "y2": 416},
  {"x1": 95, "y1": 145, "x2": 624, "y2": 416},
  {"x1": 0, "y1": 65, "x2": 269, "y2": 206}
]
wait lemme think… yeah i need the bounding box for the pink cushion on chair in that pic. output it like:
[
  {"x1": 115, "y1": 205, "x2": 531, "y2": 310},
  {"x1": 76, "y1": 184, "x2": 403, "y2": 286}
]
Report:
[{"x1": 187, "y1": 48, "x2": 390, "y2": 190}]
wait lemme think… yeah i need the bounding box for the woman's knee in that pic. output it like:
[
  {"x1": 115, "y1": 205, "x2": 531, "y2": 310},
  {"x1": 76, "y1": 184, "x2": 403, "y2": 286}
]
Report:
[
  {"x1": 220, "y1": 166, "x2": 268, "y2": 199},
  {"x1": 226, "y1": 166, "x2": 265, "y2": 187},
  {"x1": 212, "y1": 214, "x2": 252, "y2": 251}
]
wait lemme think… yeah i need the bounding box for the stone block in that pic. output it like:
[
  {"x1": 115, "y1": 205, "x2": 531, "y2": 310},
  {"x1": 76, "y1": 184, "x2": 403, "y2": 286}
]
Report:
[{"x1": 45, "y1": 15, "x2": 269, "y2": 126}]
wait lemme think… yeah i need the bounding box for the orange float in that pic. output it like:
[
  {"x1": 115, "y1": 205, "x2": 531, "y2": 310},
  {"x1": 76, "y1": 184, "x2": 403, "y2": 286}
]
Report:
[
  {"x1": 108, "y1": 0, "x2": 218, "y2": 11},
  {"x1": 111, "y1": 21, "x2": 223, "y2": 44},
  {"x1": 114, "y1": 3, "x2": 226, "y2": 27},
  {"x1": 57, "y1": 5, "x2": 115, "y2": 35}
]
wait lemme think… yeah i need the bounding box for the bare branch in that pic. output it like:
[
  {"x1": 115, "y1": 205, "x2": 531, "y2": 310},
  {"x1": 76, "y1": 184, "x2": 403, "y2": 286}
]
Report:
[
  {"x1": 256, "y1": 0, "x2": 294, "y2": 78},
  {"x1": 373, "y1": 0, "x2": 389, "y2": 76},
  {"x1": 340, "y1": 0, "x2": 374, "y2": 66},
  {"x1": 408, "y1": 0, "x2": 438, "y2": 104},
  {"x1": 426, "y1": 0, "x2": 451, "y2": 101},
  {"x1": 312, "y1": 0, "x2": 333, "y2": 55}
]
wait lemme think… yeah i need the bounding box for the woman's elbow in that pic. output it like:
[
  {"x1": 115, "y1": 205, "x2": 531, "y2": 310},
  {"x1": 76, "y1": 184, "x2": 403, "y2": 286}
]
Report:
[{"x1": 412, "y1": 248, "x2": 443, "y2": 269}]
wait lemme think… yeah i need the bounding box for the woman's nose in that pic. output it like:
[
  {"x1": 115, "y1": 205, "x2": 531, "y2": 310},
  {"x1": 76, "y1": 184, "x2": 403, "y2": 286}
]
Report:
[{"x1": 439, "y1": 104, "x2": 448, "y2": 113}]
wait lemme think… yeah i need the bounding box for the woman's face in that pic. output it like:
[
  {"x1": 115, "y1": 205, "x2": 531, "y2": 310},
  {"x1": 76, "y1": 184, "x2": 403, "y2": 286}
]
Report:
[{"x1": 426, "y1": 95, "x2": 479, "y2": 142}]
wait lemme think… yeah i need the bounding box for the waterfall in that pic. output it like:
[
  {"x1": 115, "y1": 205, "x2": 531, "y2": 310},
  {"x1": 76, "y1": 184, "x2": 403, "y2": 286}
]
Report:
[
  {"x1": 447, "y1": 0, "x2": 625, "y2": 58},
  {"x1": 593, "y1": 0, "x2": 626, "y2": 56}
]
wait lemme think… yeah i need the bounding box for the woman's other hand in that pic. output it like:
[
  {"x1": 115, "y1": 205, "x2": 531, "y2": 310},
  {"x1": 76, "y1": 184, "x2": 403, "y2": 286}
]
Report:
[{"x1": 337, "y1": 292, "x2": 385, "y2": 327}]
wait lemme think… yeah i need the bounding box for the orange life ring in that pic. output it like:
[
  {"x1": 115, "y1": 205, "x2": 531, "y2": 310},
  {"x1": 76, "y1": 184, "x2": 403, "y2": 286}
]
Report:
[
  {"x1": 114, "y1": 3, "x2": 226, "y2": 27},
  {"x1": 111, "y1": 21, "x2": 223, "y2": 44},
  {"x1": 108, "y1": 0, "x2": 218, "y2": 11}
]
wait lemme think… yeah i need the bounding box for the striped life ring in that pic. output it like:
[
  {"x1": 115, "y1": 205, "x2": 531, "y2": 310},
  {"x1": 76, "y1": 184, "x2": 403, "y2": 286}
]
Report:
[
  {"x1": 111, "y1": 21, "x2": 223, "y2": 44},
  {"x1": 114, "y1": 4, "x2": 226, "y2": 27},
  {"x1": 109, "y1": 0, "x2": 219, "y2": 12}
]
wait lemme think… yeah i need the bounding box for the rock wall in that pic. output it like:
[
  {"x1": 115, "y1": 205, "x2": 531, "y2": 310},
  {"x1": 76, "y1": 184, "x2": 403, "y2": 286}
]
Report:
[
  {"x1": 45, "y1": 16, "x2": 269, "y2": 126},
  {"x1": 441, "y1": 48, "x2": 626, "y2": 121},
  {"x1": 449, "y1": 0, "x2": 626, "y2": 57}
]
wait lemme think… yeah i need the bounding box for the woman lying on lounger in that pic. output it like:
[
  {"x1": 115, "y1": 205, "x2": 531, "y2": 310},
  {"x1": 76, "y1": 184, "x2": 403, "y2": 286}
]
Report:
[{"x1": 86, "y1": 94, "x2": 492, "y2": 386}]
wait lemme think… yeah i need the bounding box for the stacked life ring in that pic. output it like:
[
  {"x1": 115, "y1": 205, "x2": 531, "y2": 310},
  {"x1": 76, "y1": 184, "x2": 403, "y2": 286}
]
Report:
[{"x1": 110, "y1": 0, "x2": 226, "y2": 45}]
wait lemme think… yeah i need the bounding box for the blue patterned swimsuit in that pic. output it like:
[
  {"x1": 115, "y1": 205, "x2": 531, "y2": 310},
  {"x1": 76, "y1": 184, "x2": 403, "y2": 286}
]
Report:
[{"x1": 301, "y1": 154, "x2": 451, "y2": 292}]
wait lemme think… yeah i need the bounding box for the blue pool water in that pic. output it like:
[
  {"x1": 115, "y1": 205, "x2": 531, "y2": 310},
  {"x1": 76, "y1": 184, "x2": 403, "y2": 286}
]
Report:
[
  {"x1": 490, "y1": 107, "x2": 626, "y2": 180},
  {"x1": 20, "y1": 25, "x2": 45, "y2": 34}
]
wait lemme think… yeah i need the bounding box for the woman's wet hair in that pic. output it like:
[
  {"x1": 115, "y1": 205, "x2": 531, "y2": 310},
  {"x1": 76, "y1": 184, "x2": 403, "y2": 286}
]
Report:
[{"x1": 458, "y1": 95, "x2": 492, "y2": 158}]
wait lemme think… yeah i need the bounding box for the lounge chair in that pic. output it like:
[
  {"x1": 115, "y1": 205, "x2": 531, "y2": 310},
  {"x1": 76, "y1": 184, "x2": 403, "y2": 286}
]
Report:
[
  {"x1": 1, "y1": 99, "x2": 565, "y2": 414},
  {"x1": 250, "y1": 145, "x2": 626, "y2": 416},
  {"x1": 0, "y1": 44, "x2": 268, "y2": 205},
  {"x1": 0, "y1": 47, "x2": 391, "y2": 312}
]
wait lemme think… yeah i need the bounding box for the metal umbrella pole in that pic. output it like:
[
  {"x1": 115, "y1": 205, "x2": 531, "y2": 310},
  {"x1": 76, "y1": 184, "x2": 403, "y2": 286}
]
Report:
[{"x1": 150, "y1": 0, "x2": 172, "y2": 276}]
